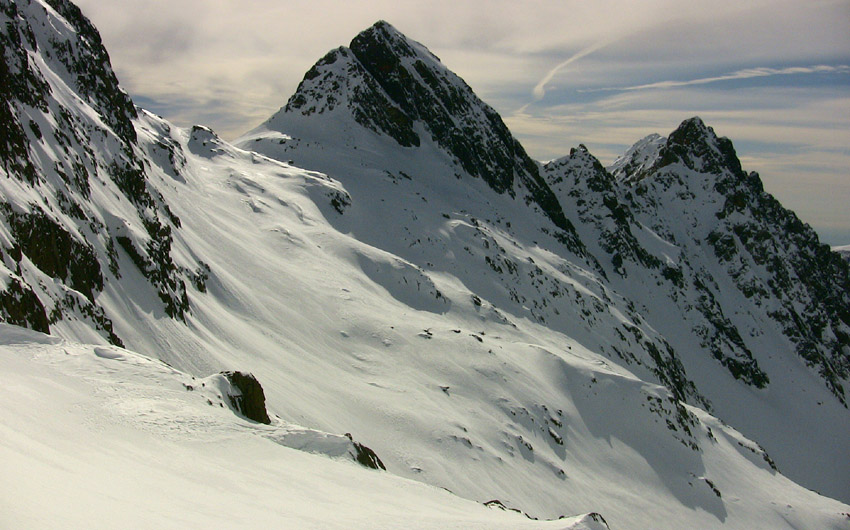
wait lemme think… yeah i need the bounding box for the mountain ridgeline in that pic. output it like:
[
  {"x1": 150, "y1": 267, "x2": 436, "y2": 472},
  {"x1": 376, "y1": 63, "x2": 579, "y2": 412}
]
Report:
[
  {"x1": 3, "y1": 3, "x2": 850, "y2": 524},
  {"x1": 548, "y1": 118, "x2": 850, "y2": 402}
]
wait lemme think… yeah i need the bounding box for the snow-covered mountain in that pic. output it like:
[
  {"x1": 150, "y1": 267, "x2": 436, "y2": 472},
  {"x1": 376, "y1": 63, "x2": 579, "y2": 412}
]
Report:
[
  {"x1": 251, "y1": 21, "x2": 574, "y2": 237},
  {"x1": 242, "y1": 20, "x2": 850, "y2": 505},
  {"x1": 548, "y1": 121, "x2": 850, "y2": 501},
  {"x1": 0, "y1": 0, "x2": 200, "y2": 340},
  {"x1": 2, "y1": 3, "x2": 850, "y2": 528}
]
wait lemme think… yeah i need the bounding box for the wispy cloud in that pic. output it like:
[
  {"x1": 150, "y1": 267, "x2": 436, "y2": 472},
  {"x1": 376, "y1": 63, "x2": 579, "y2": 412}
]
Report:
[
  {"x1": 532, "y1": 39, "x2": 615, "y2": 100},
  {"x1": 585, "y1": 64, "x2": 850, "y2": 93}
]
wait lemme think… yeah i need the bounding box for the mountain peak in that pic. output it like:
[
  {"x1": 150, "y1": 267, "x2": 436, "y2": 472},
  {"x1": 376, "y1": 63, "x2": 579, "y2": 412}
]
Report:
[
  {"x1": 350, "y1": 20, "x2": 423, "y2": 63},
  {"x1": 255, "y1": 21, "x2": 572, "y2": 233},
  {"x1": 608, "y1": 133, "x2": 665, "y2": 182},
  {"x1": 355, "y1": 20, "x2": 407, "y2": 43},
  {"x1": 657, "y1": 116, "x2": 744, "y2": 176},
  {"x1": 362, "y1": 19, "x2": 402, "y2": 36},
  {"x1": 368, "y1": 19, "x2": 395, "y2": 30},
  {"x1": 674, "y1": 115, "x2": 710, "y2": 134},
  {"x1": 666, "y1": 116, "x2": 716, "y2": 154}
]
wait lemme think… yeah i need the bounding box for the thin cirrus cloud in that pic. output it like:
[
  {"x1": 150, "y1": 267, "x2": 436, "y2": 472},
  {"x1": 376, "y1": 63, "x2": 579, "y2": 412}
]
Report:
[
  {"x1": 584, "y1": 64, "x2": 850, "y2": 93},
  {"x1": 532, "y1": 39, "x2": 618, "y2": 101}
]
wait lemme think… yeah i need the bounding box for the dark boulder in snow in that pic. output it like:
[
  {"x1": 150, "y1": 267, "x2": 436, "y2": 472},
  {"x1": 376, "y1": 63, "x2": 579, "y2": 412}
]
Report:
[
  {"x1": 221, "y1": 371, "x2": 271, "y2": 424},
  {"x1": 344, "y1": 433, "x2": 386, "y2": 470}
]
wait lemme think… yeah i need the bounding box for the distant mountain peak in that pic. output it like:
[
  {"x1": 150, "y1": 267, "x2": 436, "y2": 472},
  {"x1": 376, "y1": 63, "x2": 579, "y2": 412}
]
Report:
[
  {"x1": 675, "y1": 115, "x2": 710, "y2": 133},
  {"x1": 570, "y1": 144, "x2": 606, "y2": 169},
  {"x1": 546, "y1": 144, "x2": 610, "y2": 187},
  {"x1": 656, "y1": 116, "x2": 744, "y2": 176},
  {"x1": 608, "y1": 133, "x2": 665, "y2": 182},
  {"x1": 611, "y1": 117, "x2": 850, "y2": 407}
]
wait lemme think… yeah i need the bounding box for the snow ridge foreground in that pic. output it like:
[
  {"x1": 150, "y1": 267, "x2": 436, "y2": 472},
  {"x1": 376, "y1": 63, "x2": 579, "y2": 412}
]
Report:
[{"x1": 0, "y1": 324, "x2": 606, "y2": 529}]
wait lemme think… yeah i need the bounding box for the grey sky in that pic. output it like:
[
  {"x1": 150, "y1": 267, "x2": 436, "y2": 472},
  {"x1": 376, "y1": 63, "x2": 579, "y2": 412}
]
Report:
[{"x1": 74, "y1": 0, "x2": 850, "y2": 244}]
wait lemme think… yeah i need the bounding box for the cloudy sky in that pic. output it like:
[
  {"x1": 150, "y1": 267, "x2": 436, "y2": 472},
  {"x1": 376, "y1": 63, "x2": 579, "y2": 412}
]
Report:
[{"x1": 74, "y1": 0, "x2": 850, "y2": 244}]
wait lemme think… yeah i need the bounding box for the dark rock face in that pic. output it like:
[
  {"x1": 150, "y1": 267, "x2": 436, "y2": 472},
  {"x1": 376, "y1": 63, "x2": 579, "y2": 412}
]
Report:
[
  {"x1": 656, "y1": 117, "x2": 743, "y2": 177},
  {"x1": 42, "y1": 0, "x2": 138, "y2": 144},
  {"x1": 0, "y1": 278, "x2": 50, "y2": 333},
  {"x1": 348, "y1": 22, "x2": 570, "y2": 232},
  {"x1": 2, "y1": 203, "x2": 103, "y2": 301},
  {"x1": 349, "y1": 23, "x2": 516, "y2": 191},
  {"x1": 286, "y1": 47, "x2": 421, "y2": 148},
  {"x1": 222, "y1": 371, "x2": 272, "y2": 424},
  {"x1": 0, "y1": 0, "x2": 51, "y2": 185}
]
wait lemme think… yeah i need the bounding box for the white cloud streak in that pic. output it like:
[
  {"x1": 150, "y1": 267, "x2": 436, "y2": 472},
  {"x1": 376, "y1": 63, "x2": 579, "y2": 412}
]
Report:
[
  {"x1": 586, "y1": 64, "x2": 850, "y2": 93},
  {"x1": 532, "y1": 39, "x2": 615, "y2": 100}
]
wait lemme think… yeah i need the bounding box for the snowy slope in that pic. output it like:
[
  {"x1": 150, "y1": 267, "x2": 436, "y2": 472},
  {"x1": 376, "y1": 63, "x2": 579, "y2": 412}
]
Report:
[
  {"x1": 2, "y1": 2, "x2": 850, "y2": 528},
  {"x1": 0, "y1": 324, "x2": 607, "y2": 530}
]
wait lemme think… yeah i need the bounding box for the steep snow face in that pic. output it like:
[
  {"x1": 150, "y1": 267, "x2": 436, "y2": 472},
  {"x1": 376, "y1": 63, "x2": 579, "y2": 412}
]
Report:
[
  {"x1": 543, "y1": 147, "x2": 703, "y2": 408},
  {"x1": 608, "y1": 133, "x2": 665, "y2": 183}
]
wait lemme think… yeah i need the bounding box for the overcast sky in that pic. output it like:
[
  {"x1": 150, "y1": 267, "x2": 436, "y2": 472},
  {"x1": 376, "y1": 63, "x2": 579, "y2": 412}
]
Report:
[{"x1": 74, "y1": 0, "x2": 850, "y2": 244}]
